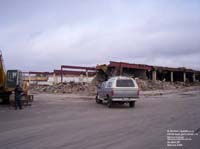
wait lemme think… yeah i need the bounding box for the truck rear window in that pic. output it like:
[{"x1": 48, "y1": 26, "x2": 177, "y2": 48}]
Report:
[{"x1": 116, "y1": 79, "x2": 135, "y2": 87}]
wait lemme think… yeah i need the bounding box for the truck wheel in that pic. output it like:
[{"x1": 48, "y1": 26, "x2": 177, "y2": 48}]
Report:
[
  {"x1": 107, "y1": 98, "x2": 112, "y2": 108},
  {"x1": 129, "y1": 101, "x2": 135, "y2": 108},
  {"x1": 95, "y1": 94, "x2": 101, "y2": 104}
]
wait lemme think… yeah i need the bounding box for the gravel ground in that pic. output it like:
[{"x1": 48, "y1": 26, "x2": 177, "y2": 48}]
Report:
[{"x1": 0, "y1": 89, "x2": 200, "y2": 149}]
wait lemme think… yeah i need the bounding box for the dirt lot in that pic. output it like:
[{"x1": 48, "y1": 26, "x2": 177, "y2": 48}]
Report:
[{"x1": 0, "y1": 88, "x2": 200, "y2": 149}]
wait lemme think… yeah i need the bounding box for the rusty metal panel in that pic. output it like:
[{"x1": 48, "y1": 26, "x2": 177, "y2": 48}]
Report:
[
  {"x1": 28, "y1": 71, "x2": 53, "y2": 75},
  {"x1": 54, "y1": 70, "x2": 96, "y2": 76},
  {"x1": 109, "y1": 61, "x2": 152, "y2": 70},
  {"x1": 61, "y1": 65, "x2": 96, "y2": 70}
]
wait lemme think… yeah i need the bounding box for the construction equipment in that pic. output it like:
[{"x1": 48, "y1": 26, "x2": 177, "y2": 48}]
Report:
[{"x1": 0, "y1": 51, "x2": 33, "y2": 104}]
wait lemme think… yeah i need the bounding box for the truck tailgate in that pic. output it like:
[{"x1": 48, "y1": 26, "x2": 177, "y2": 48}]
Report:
[{"x1": 112, "y1": 87, "x2": 139, "y2": 98}]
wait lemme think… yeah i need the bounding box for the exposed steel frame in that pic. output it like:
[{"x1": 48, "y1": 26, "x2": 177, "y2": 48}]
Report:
[{"x1": 61, "y1": 65, "x2": 96, "y2": 82}]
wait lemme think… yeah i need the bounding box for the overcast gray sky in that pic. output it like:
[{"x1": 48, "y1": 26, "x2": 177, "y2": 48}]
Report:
[{"x1": 1, "y1": 0, "x2": 200, "y2": 71}]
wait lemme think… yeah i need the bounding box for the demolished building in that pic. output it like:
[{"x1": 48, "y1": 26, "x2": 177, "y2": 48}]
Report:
[
  {"x1": 23, "y1": 65, "x2": 96, "y2": 85},
  {"x1": 24, "y1": 62, "x2": 200, "y2": 93},
  {"x1": 24, "y1": 61, "x2": 200, "y2": 85},
  {"x1": 96, "y1": 61, "x2": 200, "y2": 83}
]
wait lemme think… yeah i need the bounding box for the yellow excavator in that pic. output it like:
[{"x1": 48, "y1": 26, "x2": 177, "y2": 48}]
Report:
[{"x1": 0, "y1": 51, "x2": 33, "y2": 104}]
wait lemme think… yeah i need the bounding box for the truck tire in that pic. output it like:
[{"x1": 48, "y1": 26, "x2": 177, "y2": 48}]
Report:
[
  {"x1": 107, "y1": 97, "x2": 112, "y2": 108},
  {"x1": 129, "y1": 101, "x2": 135, "y2": 108},
  {"x1": 95, "y1": 94, "x2": 101, "y2": 104}
]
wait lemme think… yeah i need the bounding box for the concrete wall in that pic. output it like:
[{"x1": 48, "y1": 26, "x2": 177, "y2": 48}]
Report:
[
  {"x1": 51, "y1": 75, "x2": 94, "y2": 84},
  {"x1": 30, "y1": 74, "x2": 95, "y2": 85}
]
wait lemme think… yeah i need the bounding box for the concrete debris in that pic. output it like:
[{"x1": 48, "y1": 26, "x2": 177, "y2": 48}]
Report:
[
  {"x1": 29, "y1": 82, "x2": 97, "y2": 95},
  {"x1": 29, "y1": 78, "x2": 200, "y2": 96},
  {"x1": 29, "y1": 70, "x2": 200, "y2": 96},
  {"x1": 135, "y1": 78, "x2": 200, "y2": 91}
]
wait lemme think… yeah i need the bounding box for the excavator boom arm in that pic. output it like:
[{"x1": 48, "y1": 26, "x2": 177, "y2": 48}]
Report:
[{"x1": 0, "y1": 51, "x2": 6, "y2": 87}]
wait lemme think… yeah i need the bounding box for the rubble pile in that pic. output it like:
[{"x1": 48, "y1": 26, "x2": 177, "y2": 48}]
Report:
[
  {"x1": 30, "y1": 78, "x2": 200, "y2": 95},
  {"x1": 29, "y1": 82, "x2": 97, "y2": 95},
  {"x1": 136, "y1": 78, "x2": 200, "y2": 90}
]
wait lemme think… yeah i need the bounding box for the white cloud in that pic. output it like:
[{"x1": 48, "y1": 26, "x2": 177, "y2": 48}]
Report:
[{"x1": 1, "y1": 0, "x2": 200, "y2": 71}]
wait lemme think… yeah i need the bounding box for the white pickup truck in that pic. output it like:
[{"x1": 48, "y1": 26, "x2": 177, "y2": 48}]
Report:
[{"x1": 96, "y1": 76, "x2": 139, "y2": 108}]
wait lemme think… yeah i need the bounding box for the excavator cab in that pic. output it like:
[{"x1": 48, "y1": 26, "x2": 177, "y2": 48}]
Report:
[
  {"x1": 6, "y1": 70, "x2": 23, "y2": 91},
  {"x1": 0, "y1": 51, "x2": 33, "y2": 104}
]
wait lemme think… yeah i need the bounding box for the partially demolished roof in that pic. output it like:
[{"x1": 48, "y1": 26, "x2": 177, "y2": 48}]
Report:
[
  {"x1": 107, "y1": 61, "x2": 200, "y2": 73},
  {"x1": 108, "y1": 61, "x2": 152, "y2": 70}
]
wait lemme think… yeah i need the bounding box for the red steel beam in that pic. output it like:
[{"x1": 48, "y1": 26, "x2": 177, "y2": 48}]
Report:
[
  {"x1": 153, "y1": 66, "x2": 198, "y2": 73},
  {"x1": 109, "y1": 61, "x2": 199, "y2": 73},
  {"x1": 61, "y1": 65, "x2": 96, "y2": 70},
  {"x1": 153, "y1": 66, "x2": 182, "y2": 72},
  {"x1": 28, "y1": 71, "x2": 53, "y2": 75},
  {"x1": 109, "y1": 61, "x2": 152, "y2": 70},
  {"x1": 54, "y1": 70, "x2": 96, "y2": 76}
]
